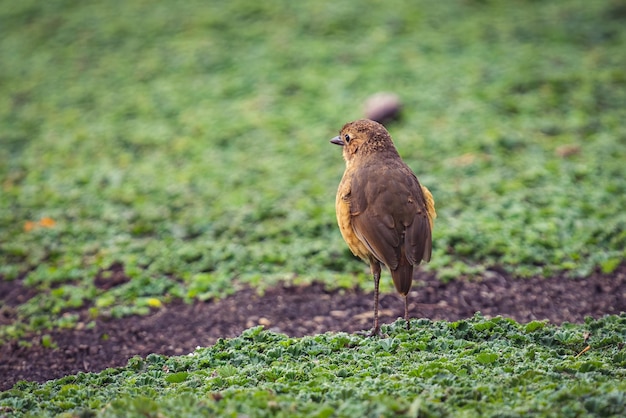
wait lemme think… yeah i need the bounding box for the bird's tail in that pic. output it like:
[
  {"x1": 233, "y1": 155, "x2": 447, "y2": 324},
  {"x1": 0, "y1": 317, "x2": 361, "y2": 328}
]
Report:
[{"x1": 390, "y1": 252, "x2": 414, "y2": 296}]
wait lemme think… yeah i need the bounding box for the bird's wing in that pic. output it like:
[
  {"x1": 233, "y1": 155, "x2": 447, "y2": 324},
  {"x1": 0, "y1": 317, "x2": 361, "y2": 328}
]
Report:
[
  {"x1": 351, "y1": 211, "x2": 400, "y2": 270},
  {"x1": 403, "y1": 173, "x2": 433, "y2": 265},
  {"x1": 350, "y1": 164, "x2": 433, "y2": 269},
  {"x1": 349, "y1": 170, "x2": 398, "y2": 269},
  {"x1": 405, "y1": 206, "x2": 432, "y2": 264},
  {"x1": 407, "y1": 184, "x2": 436, "y2": 263}
]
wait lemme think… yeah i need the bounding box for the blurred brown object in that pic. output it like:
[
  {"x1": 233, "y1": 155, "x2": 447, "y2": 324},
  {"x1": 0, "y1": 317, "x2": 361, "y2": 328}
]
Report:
[
  {"x1": 555, "y1": 144, "x2": 581, "y2": 158},
  {"x1": 364, "y1": 92, "x2": 402, "y2": 124}
]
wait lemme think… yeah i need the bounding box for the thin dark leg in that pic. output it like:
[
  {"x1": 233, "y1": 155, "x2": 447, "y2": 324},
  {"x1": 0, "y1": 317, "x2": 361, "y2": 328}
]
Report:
[
  {"x1": 404, "y1": 294, "x2": 410, "y2": 330},
  {"x1": 369, "y1": 261, "x2": 382, "y2": 337}
]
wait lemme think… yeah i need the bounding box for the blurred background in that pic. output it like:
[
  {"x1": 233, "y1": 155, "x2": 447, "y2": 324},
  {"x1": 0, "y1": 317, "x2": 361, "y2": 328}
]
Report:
[{"x1": 1, "y1": 0, "x2": 625, "y2": 336}]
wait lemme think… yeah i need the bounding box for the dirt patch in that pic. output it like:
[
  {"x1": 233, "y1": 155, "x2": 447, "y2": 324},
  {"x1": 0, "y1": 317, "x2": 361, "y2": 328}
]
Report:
[{"x1": 1, "y1": 265, "x2": 625, "y2": 392}]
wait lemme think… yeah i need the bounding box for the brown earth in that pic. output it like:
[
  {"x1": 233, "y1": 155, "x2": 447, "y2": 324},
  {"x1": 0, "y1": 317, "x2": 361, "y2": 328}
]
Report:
[{"x1": 1, "y1": 265, "x2": 625, "y2": 392}]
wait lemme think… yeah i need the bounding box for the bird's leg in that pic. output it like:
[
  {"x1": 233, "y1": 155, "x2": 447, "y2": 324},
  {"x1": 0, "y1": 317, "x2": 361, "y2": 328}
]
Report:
[
  {"x1": 404, "y1": 294, "x2": 411, "y2": 330},
  {"x1": 369, "y1": 261, "x2": 382, "y2": 337}
]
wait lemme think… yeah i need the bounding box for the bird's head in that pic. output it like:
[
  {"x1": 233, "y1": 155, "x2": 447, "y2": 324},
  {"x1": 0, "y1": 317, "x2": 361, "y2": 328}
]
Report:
[{"x1": 330, "y1": 119, "x2": 398, "y2": 164}]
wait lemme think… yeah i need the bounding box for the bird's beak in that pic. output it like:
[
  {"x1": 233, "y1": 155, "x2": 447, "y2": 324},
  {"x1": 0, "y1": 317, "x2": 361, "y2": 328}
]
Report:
[{"x1": 330, "y1": 136, "x2": 344, "y2": 146}]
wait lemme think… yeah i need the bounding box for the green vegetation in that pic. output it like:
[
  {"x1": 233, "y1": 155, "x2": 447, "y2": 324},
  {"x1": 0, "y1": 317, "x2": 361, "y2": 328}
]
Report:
[
  {"x1": 1, "y1": 0, "x2": 626, "y2": 415},
  {"x1": 1, "y1": 0, "x2": 626, "y2": 334},
  {"x1": 2, "y1": 0, "x2": 624, "y2": 339},
  {"x1": 2, "y1": 315, "x2": 626, "y2": 417}
]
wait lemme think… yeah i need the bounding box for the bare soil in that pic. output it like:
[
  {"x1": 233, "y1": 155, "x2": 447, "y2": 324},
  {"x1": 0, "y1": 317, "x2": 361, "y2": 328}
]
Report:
[{"x1": 1, "y1": 265, "x2": 625, "y2": 392}]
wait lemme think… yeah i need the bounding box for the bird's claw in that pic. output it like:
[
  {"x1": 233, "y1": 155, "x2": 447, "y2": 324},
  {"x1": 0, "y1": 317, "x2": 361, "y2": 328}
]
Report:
[
  {"x1": 369, "y1": 329, "x2": 381, "y2": 338},
  {"x1": 367, "y1": 327, "x2": 386, "y2": 338}
]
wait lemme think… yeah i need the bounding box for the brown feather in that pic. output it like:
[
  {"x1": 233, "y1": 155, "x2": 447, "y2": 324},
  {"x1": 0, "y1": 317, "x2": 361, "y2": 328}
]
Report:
[{"x1": 390, "y1": 249, "x2": 414, "y2": 295}]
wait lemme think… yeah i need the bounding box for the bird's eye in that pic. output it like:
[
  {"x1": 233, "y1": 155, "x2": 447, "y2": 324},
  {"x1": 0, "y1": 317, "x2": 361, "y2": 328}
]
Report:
[{"x1": 344, "y1": 134, "x2": 350, "y2": 143}]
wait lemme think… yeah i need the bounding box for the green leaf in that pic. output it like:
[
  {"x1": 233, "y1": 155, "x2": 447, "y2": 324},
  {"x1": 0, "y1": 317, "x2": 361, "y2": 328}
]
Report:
[{"x1": 165, "y1": 372, "x2": 189, "y2": 383}]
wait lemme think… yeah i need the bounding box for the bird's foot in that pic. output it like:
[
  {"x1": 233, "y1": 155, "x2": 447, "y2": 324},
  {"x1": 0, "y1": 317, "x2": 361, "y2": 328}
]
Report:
[
  {"x1": 365, "y1": 326, "x2": 386, "y2": 338},
  {"x1": 355, "y1": 327, "x2": 385, "y2": 338},
  {"x1": 369, "y1": 327, "x2": 382, "y2": 338}
]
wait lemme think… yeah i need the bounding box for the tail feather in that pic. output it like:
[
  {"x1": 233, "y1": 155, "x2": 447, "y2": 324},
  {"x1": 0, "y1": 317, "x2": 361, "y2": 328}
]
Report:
[{"x1": 390, "y1": 251, "x2": 414, "y2": 295}]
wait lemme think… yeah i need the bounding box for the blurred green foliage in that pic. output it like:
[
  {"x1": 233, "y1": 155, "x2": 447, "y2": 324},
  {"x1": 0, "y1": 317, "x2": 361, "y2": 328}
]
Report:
[{"x1": 1, "y1": 0, "x2": 625, "y2": 338}]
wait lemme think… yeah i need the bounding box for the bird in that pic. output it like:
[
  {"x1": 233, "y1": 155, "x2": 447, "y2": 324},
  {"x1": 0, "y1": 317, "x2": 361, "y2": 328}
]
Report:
[{"x1": 330, "y1": 119, "x2": 436, "y2": 336}]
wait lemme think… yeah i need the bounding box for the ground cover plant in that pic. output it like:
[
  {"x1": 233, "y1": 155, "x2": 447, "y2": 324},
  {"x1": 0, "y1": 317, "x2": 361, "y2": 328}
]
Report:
[
  {"x1": 1, "y1": 0, "x2": 626, "y2": 415},
  {"x1": 1, "y1": 0, "x2": 625, "y2": 339},
  {"x1": 2, "y1": 316, "x2": 626, "y2": 417}
]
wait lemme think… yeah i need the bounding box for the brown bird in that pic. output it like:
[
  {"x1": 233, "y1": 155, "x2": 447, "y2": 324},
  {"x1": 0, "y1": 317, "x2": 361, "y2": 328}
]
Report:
[{"x1": 331, "y1": 119, "x2": 436, "y2": 336}]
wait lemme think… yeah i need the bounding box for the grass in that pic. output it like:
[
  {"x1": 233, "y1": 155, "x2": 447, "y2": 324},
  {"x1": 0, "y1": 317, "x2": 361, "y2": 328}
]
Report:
[
  {"x1": 2, "y1": 314, "x2": 626, "y2": 417},
  {"x1": 1, "y1": 0, "x2": 625, "y2": 338},
  {"x1": 1, "y1": 0, "x2": 626, "y2": 415}
]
